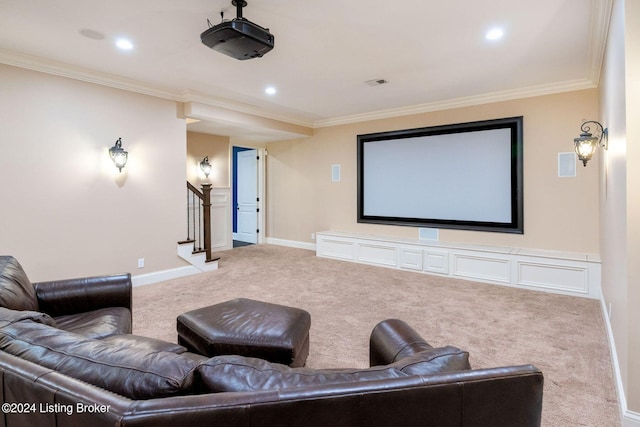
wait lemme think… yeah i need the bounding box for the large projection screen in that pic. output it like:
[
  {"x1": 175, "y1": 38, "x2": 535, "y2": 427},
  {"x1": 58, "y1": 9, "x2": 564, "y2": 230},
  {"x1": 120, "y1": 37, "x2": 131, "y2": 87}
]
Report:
[{"x1": 357, "y1": 116, "x2": 523, "y2": 233}]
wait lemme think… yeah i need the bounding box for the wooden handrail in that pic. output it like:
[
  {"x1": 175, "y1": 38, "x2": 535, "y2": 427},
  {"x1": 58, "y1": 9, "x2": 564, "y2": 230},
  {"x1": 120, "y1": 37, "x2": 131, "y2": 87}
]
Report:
[
  {"x1": 187, "y1": 181, "x2": 204, "y2": 200},
  {"x1": 201, "y1": 183, "x2": 212, "y2": 262},
  {"x1": 184, "y1": 181, "x2": 213, "y2": 262}
]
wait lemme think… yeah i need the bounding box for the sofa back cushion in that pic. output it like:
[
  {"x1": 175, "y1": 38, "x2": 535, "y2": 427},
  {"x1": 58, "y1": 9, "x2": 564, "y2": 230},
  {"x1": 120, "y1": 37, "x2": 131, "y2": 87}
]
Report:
[
  {"x1": 0, "y1": 320, "x2": 199, "y2": 399},
  {"x1": 0, "y1": 256, "x2": 39, "y2": 311},
  {"x1": 0, "y1": 307, "x2": 56, "y2": 328},
  {"x1": 198, "y1": 355, "x2": 408, "y2": 392},
  {"x1": 198, "y1": 346, "x2": 470, "y2": 393},
  {"x1": 390, "y1": 345, "x2": 471, "y2": 375}
]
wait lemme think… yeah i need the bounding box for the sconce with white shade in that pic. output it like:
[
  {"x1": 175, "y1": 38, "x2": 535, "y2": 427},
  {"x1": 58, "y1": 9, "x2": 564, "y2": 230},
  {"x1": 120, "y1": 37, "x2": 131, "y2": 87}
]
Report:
[
  {"x1": 200, "y1": 156, "x2": 212, "y2": 177},
  {"x1": 573, "y1": 120, "x2": 608, "y2": 167},
  {"x1": 109, "y1": 138, "x2": 128, "y2": 172}
]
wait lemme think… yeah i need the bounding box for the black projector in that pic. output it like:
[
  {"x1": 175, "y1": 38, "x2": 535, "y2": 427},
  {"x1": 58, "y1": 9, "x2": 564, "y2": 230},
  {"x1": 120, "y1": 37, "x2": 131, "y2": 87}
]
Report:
[{"x1": 201, "y1": 18, "x2": 274, "y2": 60}]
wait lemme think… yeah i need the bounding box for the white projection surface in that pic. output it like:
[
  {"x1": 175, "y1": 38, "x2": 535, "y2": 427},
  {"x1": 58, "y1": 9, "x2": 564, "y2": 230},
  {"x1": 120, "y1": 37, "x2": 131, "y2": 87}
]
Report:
[{"x1": 362, "y1": 128, "x2": 513, "y2": 223}]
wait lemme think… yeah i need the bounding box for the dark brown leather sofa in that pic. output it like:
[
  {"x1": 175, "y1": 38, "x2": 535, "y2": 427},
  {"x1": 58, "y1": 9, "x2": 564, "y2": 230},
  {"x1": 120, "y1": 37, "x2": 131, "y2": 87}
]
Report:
[{"x1": 0, "y1": 256, "x2": 543, "y2": 427}]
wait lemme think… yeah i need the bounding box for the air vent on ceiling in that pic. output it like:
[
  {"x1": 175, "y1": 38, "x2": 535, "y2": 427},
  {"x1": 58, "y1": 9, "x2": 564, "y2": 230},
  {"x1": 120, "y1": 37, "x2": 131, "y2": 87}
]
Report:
[{"x1": 364, "y1": 79, "x2": 389, "y2": 87}]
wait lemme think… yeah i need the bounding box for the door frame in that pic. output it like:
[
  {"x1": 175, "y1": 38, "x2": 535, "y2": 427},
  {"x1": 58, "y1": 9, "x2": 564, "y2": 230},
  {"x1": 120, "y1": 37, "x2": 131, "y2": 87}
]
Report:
[{"x1": 232, "y1": 145, "x2": 266, "y2": 244}]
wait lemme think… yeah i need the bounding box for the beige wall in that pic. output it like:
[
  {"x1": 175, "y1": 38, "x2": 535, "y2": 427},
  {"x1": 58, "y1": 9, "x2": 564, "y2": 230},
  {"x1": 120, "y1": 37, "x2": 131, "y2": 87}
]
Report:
[
  {"x1": 600, "y1": 0, "x2": 640, "y2": 413},
  {"x1": 0, "y1": 64, "x2": 188, "y2": 281},
  {"x1": 266, "y1": 89, "x2": 600, "y2": 254},
  {"x1": 186, "y1": 131, "x2": 230, "y2": 187},
  {"x1": 626, "y1": 0, "x2": 640, "y2": 410}
]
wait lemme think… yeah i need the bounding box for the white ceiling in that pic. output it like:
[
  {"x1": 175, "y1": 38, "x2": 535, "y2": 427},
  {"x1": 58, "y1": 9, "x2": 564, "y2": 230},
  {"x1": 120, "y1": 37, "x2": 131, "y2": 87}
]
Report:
[{"x1": 0, "y1": 0, "x2": 611, "y2": 140}]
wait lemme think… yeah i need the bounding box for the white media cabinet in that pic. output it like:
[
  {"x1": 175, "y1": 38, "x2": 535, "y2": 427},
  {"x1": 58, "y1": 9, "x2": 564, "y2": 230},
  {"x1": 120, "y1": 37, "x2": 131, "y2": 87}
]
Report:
[{"x1": 315, "y1": 231, "x2": 601, "y2": 299}]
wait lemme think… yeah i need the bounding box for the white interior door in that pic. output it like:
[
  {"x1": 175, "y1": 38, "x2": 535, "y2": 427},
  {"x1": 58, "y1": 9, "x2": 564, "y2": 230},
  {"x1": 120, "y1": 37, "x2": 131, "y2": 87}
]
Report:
[{"x1": 236, "y1": 149, "x2": 258, "y2": 244}]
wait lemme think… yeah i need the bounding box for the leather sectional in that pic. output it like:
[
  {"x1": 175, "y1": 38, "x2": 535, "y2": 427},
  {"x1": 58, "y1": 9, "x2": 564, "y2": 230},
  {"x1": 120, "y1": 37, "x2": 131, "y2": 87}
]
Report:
[{"x1": 0, "y1": 255, "x2": 543, "y2": 426}]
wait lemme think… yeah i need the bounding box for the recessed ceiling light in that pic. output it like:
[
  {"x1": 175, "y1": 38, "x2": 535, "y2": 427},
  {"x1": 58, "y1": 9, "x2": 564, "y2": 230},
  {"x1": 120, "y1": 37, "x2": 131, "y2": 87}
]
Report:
[
  {"x1": 265, "y1": 86, "x2": 277, "y2": 95},
  {"x1": 486, "y1": 28, "x2": 504, "y2": 40},
  {"x1": 115, "y1": 38, "x2": 134, "y2": 50}
]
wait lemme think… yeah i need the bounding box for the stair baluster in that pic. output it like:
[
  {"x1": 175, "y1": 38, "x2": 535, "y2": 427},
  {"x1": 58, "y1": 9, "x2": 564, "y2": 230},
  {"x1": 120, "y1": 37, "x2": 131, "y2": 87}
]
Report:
[{"x1": 181, "y1": 182, "x2": 213, "y2": 262}]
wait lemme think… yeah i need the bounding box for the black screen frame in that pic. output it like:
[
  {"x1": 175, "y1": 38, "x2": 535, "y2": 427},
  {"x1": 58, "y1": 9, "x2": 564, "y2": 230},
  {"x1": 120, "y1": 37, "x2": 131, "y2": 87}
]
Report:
[{"x1": 357, "y1": 116, "x2": 524, "y2": 234}]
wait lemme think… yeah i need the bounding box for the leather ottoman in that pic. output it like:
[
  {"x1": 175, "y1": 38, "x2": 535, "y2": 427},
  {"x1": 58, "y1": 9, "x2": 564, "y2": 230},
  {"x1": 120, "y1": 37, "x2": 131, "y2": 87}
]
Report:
[{"x1": 177, "y1": 298, "x2": 311, "y2": 367}]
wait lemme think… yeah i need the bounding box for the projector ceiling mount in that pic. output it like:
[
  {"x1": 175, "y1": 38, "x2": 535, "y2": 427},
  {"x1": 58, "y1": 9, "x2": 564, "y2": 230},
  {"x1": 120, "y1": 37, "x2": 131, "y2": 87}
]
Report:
[
  {"x1": 201, "y1": 0, "x2": 274, "y2": 60},
  {"x1": 231, "y1": 0, "x2": 247, "y2": 14}
]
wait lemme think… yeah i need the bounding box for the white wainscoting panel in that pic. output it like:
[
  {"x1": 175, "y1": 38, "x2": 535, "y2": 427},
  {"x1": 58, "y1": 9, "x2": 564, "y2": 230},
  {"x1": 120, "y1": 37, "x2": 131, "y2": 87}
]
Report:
[
  {"x1": 399, "y1": 248, "x2": 423, "y2": 270},
  {"x1": 317, "y1": 237, "x2": 356, "y2": 260},
  {"x1": 517, "y1": 260, "x2": 589, "y2": 295},
  {"x1": 357, "y1": 243, "x2": 397, "y2": 267},
  {"x1": 453, "y1": 252, "x2": 511, "y2": 284},
  {"x1": 211, "y1": 188, "x2": 232, "y2": 252},
  {"x1": 315, "y1": 231, "x2": 601, "y2": 299},
  {"x1": 424, "y1": 249, "x2": 449, "y2": 275}
]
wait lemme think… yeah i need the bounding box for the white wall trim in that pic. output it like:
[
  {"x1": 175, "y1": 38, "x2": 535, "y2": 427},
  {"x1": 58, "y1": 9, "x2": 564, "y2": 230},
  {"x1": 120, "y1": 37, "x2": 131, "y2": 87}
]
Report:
[
  {"x1": 313, "y1": 79, "x2": 597, "y2": 128},
  {"x1": 0, "y1": 48, "x2": 314, "y2": 129},
  {"x1": 132, "y1": 238, "x2": 314, "y2": 288},
  {"x1": 625, "y1": 412, "x2": 640, "y2": 427},
  {"x1": 265, "y1": 237, "x2": 316, "y2": 251},
  {"x1": 315, "y1": 231, "x2": 601, "y2": 299},
  {"x1": 0, "y1": 45, "x2": 605, "y2": 132},
  {"x1": 132, "y1": 265, "x2": 201, "y2": 287},
  {"x1": 600, "y1": 297, "x2": 640, "y2": 427},
  {"x1": 210, "y1": 187, "x2": 233, "y2": 252}
]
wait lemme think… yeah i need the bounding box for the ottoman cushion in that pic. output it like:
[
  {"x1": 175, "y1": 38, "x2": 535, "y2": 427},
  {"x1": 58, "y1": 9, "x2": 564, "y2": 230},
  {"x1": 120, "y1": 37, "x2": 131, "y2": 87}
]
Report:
[{"x1": 177, "y1": 298, "x2": 310, "y2": 367}]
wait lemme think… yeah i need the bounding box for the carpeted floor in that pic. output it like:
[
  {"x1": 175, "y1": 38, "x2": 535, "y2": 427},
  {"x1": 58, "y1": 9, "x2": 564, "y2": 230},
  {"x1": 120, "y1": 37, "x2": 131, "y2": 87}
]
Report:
[{"x1": 133, "y1": 244, "x2": 619, "y2": 426}]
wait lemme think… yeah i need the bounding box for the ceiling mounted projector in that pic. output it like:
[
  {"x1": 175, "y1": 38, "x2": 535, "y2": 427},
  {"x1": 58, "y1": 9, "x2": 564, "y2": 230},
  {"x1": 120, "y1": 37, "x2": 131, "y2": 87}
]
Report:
[{"x1": 201, "y1": 0, "x2": 274, "y2": 60}]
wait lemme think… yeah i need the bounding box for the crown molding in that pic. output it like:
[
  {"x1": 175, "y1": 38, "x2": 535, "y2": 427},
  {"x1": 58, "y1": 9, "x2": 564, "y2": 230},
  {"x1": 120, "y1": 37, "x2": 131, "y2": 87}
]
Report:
[
  {"x1": 1, "y1": 10, "x2": 607, "y2": 134},
  {"x1": 180, "y1": 90, "x2": 314, "y2": 128},
  {"x1": 314, "y1": 0, "x2": 610, "y2": 129},
  {"x1": 0, "y1": 48, "x2": 182, "y2": 101},
  {"x1": 312, "y1": 79, "x2": 598, "y2": 128},
  {"x1": 0, "y1": 48, "x2": 314, "y2": 129},
  {"x1": 587, "y1": 0, "x2": 614, "y2": 85}
]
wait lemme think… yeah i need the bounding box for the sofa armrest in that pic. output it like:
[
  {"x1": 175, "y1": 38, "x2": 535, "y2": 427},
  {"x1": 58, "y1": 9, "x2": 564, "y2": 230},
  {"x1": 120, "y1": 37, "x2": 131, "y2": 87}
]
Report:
[
  {"x1": 369, "y1": 319, "x2": 434, "y2": 366},
  {"x1": 423, "y1": 364, "x2": 544, "y2": 427},
  {"x1": 33, "y1": 273, "x2": 132, "y2": 317}
]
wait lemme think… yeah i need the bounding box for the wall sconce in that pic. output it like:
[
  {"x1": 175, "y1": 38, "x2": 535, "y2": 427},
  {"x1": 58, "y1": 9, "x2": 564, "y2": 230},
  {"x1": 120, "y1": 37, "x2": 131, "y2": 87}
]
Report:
[
  {"x1": 200, "y1": 156, "x2": 212, "y2": 177},
  {"x1": 109, "y1": 138, "x2": 128, "y2": 172},
  {"x1": 573, "y1": 120, "x2": 608, "y2": 167}
]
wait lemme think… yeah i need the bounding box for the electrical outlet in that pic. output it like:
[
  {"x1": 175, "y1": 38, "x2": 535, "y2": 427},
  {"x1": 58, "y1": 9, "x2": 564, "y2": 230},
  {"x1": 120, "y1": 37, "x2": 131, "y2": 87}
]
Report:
[
  {"x1": 137, "y1": 258, "x2": 145, "y2": 269},
  {"x1": 311, "y1": 233, "x2": 315, "y2": 240}
]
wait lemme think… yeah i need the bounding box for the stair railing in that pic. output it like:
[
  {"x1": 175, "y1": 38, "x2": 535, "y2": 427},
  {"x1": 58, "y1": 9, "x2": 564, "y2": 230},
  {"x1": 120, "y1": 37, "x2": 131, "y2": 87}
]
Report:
[{"x1": 181, "y1": 182, "x2": 213, "y2": 262}]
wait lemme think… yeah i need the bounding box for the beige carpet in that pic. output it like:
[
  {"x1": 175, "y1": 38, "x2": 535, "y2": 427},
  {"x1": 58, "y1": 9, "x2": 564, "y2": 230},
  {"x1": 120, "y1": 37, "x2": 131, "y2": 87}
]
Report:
[{"x1": 133, "y1": 244, "x2": 619, "y2": 426}]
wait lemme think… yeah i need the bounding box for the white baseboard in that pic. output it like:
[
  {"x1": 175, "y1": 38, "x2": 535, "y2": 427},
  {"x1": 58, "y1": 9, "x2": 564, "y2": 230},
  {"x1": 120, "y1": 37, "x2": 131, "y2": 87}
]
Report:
[
  {"x1": 132, "y1": 265, "x2": 201, "y2": 287},
  {"x1": 265, "y1": 237, "x2": 316, "y2": 251},
  {"x1": 600, "y1": 297, "x2": 640, "y2": 427},
  {"x1": 625, "y1": 411, "x2": 640, "y2": 427},
  {"x1": 134, "y1": 239, "x2": 315, "y2": 287},
  {"x1": 315, "y1": 231, "x2": 601, "y2": 299}
]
